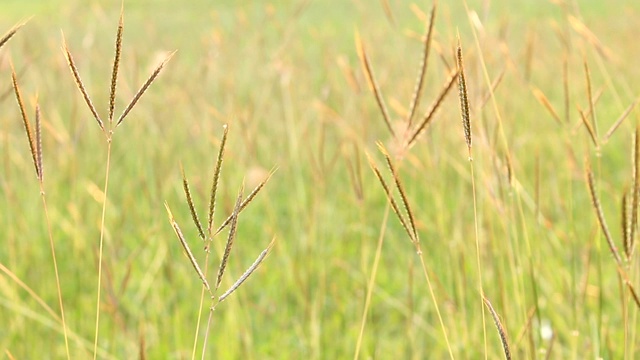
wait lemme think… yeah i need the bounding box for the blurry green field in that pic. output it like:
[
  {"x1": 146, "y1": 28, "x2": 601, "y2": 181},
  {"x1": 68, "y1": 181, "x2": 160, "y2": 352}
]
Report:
[{"x1": 2, "y1": 0, "x2": 640, "y2": 359}]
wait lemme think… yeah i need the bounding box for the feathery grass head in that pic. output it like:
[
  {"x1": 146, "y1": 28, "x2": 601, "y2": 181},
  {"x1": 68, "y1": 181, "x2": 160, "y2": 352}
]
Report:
[
  {"x1": 456, "y1": 36, "x2": 472, "y2": 158},
  {"x1": 11, "y1": 65, "x2": 42, "y2": 182},
  {"x1": 208, "y1": 124, "x2": 229, "y2": 236},
  {"x1": 0, "y1": 21, "x2": 26, "y2": 50}
]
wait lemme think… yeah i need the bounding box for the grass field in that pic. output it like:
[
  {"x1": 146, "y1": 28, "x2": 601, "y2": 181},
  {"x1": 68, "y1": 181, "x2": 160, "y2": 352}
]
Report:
[{"x1": 2, "y1": 0, "x2": 640, "y2": 358}]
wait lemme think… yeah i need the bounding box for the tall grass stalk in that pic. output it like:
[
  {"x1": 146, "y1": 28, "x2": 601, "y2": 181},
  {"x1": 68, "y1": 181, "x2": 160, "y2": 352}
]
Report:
[
  {"x1": 62, "y1": 10, "x2": 172, "y2": 357},
  {"x1": 11, "y1": 69, "x2": 70, "y2": 359}
]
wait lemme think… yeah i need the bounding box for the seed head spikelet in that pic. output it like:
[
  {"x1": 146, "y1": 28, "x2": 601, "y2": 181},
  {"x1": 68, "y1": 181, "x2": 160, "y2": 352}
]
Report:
[
  {"x1": 215, "y1": 184, "x2": 244, "y2": 292},
  {"x1": 180, "y1": 163, "x2": 205, "y2": 241},
  {"x1": 116, "y1": 50, "x2": 175, "y2": 127},
  {"x1": 165, "y1": 202, "x2": 211, "y2": 293},
  {"x1": 208, "y1": 124, "x2": 228, "y2": 235},
  {"x1": 456, "y1": 37, "x2": 472, "y2": 158}
]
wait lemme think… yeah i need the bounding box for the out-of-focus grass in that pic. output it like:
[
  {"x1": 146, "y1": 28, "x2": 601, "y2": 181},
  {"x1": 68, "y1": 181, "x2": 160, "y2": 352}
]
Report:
[{"x1": 2, "y1": 1, "x2": 640, "y2": 358}]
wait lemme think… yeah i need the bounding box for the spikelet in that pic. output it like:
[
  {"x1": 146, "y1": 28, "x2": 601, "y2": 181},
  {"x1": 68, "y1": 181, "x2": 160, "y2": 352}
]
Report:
[
  {"x1": 116, "y1": 51, "x2": 175, "y2": 127},
  {"x1": 165, "y1": 203, "x2": 210, "y2": 293},
  {"x1": 456, "y1": 38, "x2": 472, "y2": 158},
  {"x1": 483, "y1": 295, "x2": 512, "y2": 360},
  {"x1": 208, "y1": 124, "x2": 229, "y2": 235}
]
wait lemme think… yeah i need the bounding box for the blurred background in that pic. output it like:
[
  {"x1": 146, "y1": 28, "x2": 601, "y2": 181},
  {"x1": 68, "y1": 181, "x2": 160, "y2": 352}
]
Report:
[{"x1": 2, "y1": 0, "x2": 640, "y2": 358}]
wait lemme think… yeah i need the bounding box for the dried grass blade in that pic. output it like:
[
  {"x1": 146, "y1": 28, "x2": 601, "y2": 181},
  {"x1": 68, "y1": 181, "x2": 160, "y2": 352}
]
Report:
[
  {"x1": 214, "y1": 168, "x2": 276, "y2": 236},
  {"x1": 584, "y1": 60, "x2": 598, "y2": 138},
  {"x1": 578, "y1": 108, "x2": 598, "y2": 148},
  {"x1": 456, "y1": 38, "x2": 472, "y2": 157},
  {"x1": 408, "y1": 70, "x2": 458, "y2": 146},
  {"x1": 478, "y1": 67, "x2": 505, "y2": 111},
  {"x1": 35, "y1": 104, "x2": 43, "y2": 182},
  {"x1": 483, "y1": 295, "x2": 512, "y2": 360},
  {"x1": 215, "y1": 185, "x2": 244, "y2": 292},
  {"x1": 11, "y1": 68, "x2": 39, "y2": 179},
  {"x1": 585, "y1": 163, "x2": 622, "y2": 265},
  {"x1": 0, "y1": 22, "x2": 25, "y2": 50},
  {"x1": 109, "y1": 11, "x2": 124, "y2": 124},
  {"x1": 563, "y1": 55, "x2": 570, "y2": 124},
  {"x1": 355, "y1": 32, "x2": 395, "y2": 137},
  {"x1": 164, "y1": 203, "x2": 210, "y2": 292},
  {"x1": 208, "y1": 124, "x2": 229, "y2": 235},
  {"x1": 366, "y1": 152, "x2": 414, "y2": 242},
  {"x1": 604, "y1": 100, "x2": 637, "y2": 142},
  {"x1": 218, "y1": 237, "x2": 275, "y2": 303},
  {"x1": 380, "y1": 0, "x2": 395, "y2": 26},
  {"x1": 116, "y1": 50, "x2": 175, "y2": 127},
  {"x1": 180, "y1": 163, "x2": 205, "y2": 241},
  {"x1": 377, "y1": 142, "x2": 418, "y2": 243},
  {"x1": 406, "y1": 3, "x2": 437, "y2": 127},
  {"x1": 532, "y1": 87, "x2": 562, "y2": 125},
  {"x1": 62, "y1": 36, "x2": 104, "y2": 131}
]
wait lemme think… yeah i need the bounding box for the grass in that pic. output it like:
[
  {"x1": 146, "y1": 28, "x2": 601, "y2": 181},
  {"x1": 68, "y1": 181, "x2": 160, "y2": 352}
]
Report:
[{"x1": 2, "y1": 0, "x2": 640, "y2": 358}]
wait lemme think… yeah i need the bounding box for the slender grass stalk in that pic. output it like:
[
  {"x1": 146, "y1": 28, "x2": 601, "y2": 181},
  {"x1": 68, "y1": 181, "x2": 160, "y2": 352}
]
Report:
[
  {"x1": 11, "y1": 69, "x2": 70, "y2": 360},
  {"x1": 354, "y1": 203, "x2": 390, "y2": 360},
  {"x1": 456, "y1": 36, "x2": 487, "y2": 358},
  {"x1": 61, "y1": 11, "x2": 171, "y2": 357}
]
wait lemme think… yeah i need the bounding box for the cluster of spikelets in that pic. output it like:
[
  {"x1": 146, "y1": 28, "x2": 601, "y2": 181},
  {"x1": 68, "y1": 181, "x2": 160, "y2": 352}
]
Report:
[{"x1": 3, "y1": 11, "x2": 274, "y2": 360}]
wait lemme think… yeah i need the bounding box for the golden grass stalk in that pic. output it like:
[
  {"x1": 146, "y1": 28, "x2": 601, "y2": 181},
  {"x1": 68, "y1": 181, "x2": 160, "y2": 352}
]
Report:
[
  {"x1": 218, "y1": 237, "x2": 275, "y2": 303},
  {"x1": 35, "y1": 104, "x2": 43, "y2": 182},
  {"x1": 630, "y1": 126, "x2": 640, "y2": 258},
  {"x1": 208, "y1": 124, "x2": 229, "y2": 236},
  {"x1": 214, "y1": 168, "x2": 276, "y2": 236},
  {"x1": 478, "y1": 67, "x2": 505, "y2": 111},
  {"x1": 604, "y1": 100, "x2": 637, "y2": 142},
  {"x1": 407, "y1": 70, "x2": 459, "y2": 146},
  {"x1": 563, "y1": 55, "x2": 570, "y2": 124},
  {"x1": 12, "y1": 72, "x2": 70, "y2": 359},
  {"x1": 585, "y1": 162, "x2": 622, "y2": 265},
  {"x1": 456, "y1": 31, "x2": 487, "y2": 357},
  {"x1": 366, "y1": 152, "x2": 415, "y2": 243},
  {"x1": 406, "y1": 2, "x2": 436, "y2": 128},
  {"x1": 377, "y1": 142, "x2": 418, "y2": 243},
  {"x1": 355, "y1": 32, "x2": 395, "y2": 137},
  {"x1": 11, "y1": 67, "x2": 39, "y2": 179},
  {"x1": 108, "y1": 11, "x2": 124, "y2": 124},
  {"x1": 215, "y1": 185, "x2": 244, "y2": 292},
  {"x1": 578, "y1": 108, "x2": 598, "y2": 148},
  {"x1": 115, "y1": 51, "x2": 175, "y2": 127},
  {"x1": 532, "y1": 87, "x2": 562, "y2": 125},
  {"x1": 622, "y1": 189, "x2": 632, "y2": 259},
  {"x1": 62, "y1": 35, "x2": 104, "y2": 131},
  {"x1": 456, "y1": 38, "x2": 472, "y2": 158},
  {"x1": 165, "y1": 203, "x2": 211, "y2": 293},
  {"x1": 584, "y1": 60, "x2": 599, "y2": 138},
  {"x1": 483, "y1": 295, "x2": 512, "y2": 360},
  {"x1": 379, "y1": 0, "x2": 395, "y2": 26},
  {"x1": 0, "y1": 21, "x2": 25, "y2": 50},
  {"x1": 180, "y1": 163, "x2": 206, "y2": 241}
]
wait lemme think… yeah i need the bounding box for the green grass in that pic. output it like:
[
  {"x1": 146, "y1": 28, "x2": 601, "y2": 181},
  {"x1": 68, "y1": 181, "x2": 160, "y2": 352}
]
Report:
[{"x1": 2, "y1": 0, "x2": 640, "y2": 358}]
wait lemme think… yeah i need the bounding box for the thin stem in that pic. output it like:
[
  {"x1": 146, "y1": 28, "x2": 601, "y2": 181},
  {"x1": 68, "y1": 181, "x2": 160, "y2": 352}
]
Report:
[
  {"x1": 93, "y1": 137, "x2": 113, "y2": 360},
  {"x1": 40, "y1": 182, "x2": 71, "y2": 360},
  {"x1": 470, "y1": 161, "x2": 488, "y2": 359},
  {"x1": 416, "y1": 252, "x2": 454, "y2": 359},
  {"x1": 354, "y1": 203, "x2": 389, "y2": 360},
  {"x1": 201, "y1": 305, "x2": 215, "y2": 360}
]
